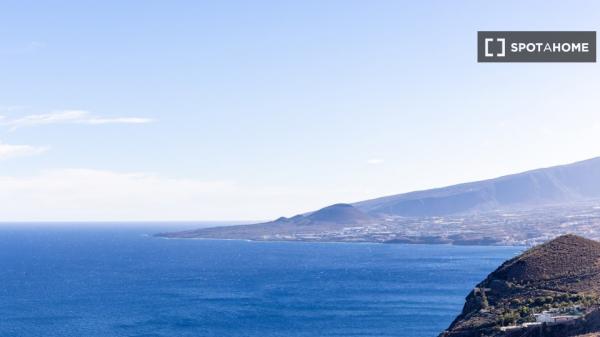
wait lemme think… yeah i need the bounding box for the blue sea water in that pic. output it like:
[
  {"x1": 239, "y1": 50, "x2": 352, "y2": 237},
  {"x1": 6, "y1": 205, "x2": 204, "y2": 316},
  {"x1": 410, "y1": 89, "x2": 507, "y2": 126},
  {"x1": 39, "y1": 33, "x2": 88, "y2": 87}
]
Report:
[{"x1": 0, "y1": 225, "x2": 522, "y2": 337}]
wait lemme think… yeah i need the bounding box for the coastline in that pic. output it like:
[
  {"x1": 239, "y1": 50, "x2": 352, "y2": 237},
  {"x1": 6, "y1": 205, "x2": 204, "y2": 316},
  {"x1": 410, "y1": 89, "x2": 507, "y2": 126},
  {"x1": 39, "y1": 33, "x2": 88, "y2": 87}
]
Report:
[{"x1": 153, "y1": 235, "x2": 526, "y2": 248}]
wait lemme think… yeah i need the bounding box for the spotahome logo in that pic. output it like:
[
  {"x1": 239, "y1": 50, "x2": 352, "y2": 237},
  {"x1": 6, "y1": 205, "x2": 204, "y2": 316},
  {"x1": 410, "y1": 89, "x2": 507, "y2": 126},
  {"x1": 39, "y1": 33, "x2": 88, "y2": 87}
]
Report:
[{"x1": 478, "y1": 31, "x2": 596, "y2": 62}]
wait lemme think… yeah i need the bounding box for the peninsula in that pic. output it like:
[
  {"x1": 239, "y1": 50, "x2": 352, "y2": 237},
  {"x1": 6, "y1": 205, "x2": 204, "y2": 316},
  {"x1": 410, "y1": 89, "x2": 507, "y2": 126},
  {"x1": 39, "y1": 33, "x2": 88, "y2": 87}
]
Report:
[{"x1": 158, "y1": 157, "x2": 600, "y2": 246}]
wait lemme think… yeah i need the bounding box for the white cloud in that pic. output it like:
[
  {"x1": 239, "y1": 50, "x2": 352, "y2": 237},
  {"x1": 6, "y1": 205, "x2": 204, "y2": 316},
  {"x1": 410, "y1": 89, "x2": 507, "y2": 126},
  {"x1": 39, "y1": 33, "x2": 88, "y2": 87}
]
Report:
[
  {"x1": 1, "y1": 110, "x2": 154, "y2": 130},
  {"x1": 5, "y1": 110, "x2": 87, "y2": 128},
  {"x1": 367, "y1": 158, "x2": 384, "y2": 165},
  {"x1": 0, "y1": 142, "x2": 47, "y2": 159},
  {"x1": 0, "y1": 169, "x2": 360, "y2": 221}
]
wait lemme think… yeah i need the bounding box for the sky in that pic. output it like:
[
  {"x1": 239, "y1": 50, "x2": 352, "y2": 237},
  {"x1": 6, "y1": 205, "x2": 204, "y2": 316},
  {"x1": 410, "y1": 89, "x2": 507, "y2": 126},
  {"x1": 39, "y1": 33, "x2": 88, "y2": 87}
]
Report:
[{"x1": 1, "y1": 1, "x2": 600, "y2": 221}]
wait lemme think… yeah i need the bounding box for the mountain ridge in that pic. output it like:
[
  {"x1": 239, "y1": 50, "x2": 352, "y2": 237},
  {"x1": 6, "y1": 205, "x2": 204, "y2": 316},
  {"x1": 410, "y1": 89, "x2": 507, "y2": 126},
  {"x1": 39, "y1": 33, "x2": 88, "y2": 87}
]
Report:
[{"x1": 353, "y1": 156, "x2": 600, "y2": 216}]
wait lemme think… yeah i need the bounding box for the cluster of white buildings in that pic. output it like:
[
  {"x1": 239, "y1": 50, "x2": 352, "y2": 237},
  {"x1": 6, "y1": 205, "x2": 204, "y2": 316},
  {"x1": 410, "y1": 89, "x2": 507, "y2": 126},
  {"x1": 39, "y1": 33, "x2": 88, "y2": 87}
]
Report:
[
  {"x1": 533, "y1": 307, "x2": 582, "y2": 324},
  {"x1": 499, "y1": 307, "x2": 583, "y2": 332}
]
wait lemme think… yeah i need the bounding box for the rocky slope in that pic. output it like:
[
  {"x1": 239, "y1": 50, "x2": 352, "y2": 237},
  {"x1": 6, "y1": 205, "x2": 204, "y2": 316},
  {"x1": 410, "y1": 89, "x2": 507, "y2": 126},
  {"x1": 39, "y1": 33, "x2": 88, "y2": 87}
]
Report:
[{"x1": 440, "y1": 234, "x2": 600, "y2": 337}]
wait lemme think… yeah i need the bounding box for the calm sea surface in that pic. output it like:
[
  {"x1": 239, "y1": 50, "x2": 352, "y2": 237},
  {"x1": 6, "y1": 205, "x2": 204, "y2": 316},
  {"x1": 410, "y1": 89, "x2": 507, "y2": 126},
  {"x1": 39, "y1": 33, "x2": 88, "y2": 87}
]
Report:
[{"x1": 0, "y1": 225, "x2": 522, "y2": 337}]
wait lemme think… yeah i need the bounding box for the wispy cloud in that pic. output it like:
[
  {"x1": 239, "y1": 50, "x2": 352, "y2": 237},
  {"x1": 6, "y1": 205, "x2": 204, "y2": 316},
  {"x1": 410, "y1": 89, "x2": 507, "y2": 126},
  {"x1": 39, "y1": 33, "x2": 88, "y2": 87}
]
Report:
[
  {"x1": 0, "y1": 141, "x2": 47, "y2": 159},
  {"x1": 0, "y1": 110, "x2": 154, "y2": 130}
]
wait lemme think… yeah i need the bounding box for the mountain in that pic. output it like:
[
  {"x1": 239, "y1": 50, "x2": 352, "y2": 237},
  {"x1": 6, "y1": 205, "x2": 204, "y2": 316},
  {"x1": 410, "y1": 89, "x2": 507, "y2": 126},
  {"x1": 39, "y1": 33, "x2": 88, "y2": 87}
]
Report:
[
  {"x1": 440, "y1": 235, "x2": 600, "y2": 337},
  {"x1": 353, "y1": 157, "x2": 600, "y2": 216},
  {"x1": 157, "y1": 157, "x2": 600, "y2": 243}
]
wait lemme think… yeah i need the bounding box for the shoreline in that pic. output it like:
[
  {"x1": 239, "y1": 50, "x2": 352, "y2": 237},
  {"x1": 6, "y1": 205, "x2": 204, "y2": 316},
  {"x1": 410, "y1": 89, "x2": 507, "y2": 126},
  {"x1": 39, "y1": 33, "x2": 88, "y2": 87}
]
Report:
[{"x1": 154, "y1": 235, "x2": 526, "y2": 248}]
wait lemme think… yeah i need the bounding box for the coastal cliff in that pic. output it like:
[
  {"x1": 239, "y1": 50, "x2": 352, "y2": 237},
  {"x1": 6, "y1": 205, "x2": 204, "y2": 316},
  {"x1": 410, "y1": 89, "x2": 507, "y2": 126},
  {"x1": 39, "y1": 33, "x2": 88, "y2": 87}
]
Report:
[{"x1": 440, "y1": 234, "x2": 600, "y2": 337}]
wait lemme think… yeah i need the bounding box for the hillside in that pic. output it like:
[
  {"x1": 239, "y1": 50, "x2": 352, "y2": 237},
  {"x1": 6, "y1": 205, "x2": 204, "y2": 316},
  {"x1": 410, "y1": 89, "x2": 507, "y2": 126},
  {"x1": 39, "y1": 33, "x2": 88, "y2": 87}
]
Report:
[
  {"x1": 158, "y1": 157, "x2": 600, "y2": 243},
  {"x1": 304, "y1": 203, "x2": 373, "y2": 224},
  {"x1": 440, "y1": 235, "x2": 600, "y2": 337},
  {"x1": 354, "y1": 157, "x2": 600, "y2": 216},
  {"x1": 157, "y1": 203, "x2": 375, "y2": 241}
]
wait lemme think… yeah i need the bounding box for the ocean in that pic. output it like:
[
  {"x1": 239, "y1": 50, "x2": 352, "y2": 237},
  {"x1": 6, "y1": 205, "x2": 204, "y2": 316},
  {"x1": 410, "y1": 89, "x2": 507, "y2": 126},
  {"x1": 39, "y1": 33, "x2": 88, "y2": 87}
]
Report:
[{"x1": 0, "y1": 225, "x2": 521, "y2": 337}]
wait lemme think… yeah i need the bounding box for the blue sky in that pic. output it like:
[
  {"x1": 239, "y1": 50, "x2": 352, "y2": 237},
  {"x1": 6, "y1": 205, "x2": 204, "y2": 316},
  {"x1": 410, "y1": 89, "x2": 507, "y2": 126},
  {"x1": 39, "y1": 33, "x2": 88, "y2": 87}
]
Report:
[{"x1": 1, "y1": 1, "x2": 600, "y2": 221}]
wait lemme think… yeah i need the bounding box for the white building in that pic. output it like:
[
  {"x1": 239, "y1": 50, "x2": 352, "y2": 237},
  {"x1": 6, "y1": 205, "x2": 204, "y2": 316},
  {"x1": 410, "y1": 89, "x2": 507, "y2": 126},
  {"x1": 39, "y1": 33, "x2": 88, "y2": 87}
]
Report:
[{"x1": 534, "y1": 311, "x2": 580, "y2": 324}]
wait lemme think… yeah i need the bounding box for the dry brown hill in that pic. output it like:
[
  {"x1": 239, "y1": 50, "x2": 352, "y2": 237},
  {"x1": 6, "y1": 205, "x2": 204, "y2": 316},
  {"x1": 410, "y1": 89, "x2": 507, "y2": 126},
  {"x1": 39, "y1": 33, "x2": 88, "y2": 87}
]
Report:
[
  {"x1": 493, "y1": 234, "x2": 600, "y2": 286},
  {"x1": 440, "y1": 235, "x2": 600, "y2": 337}
]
